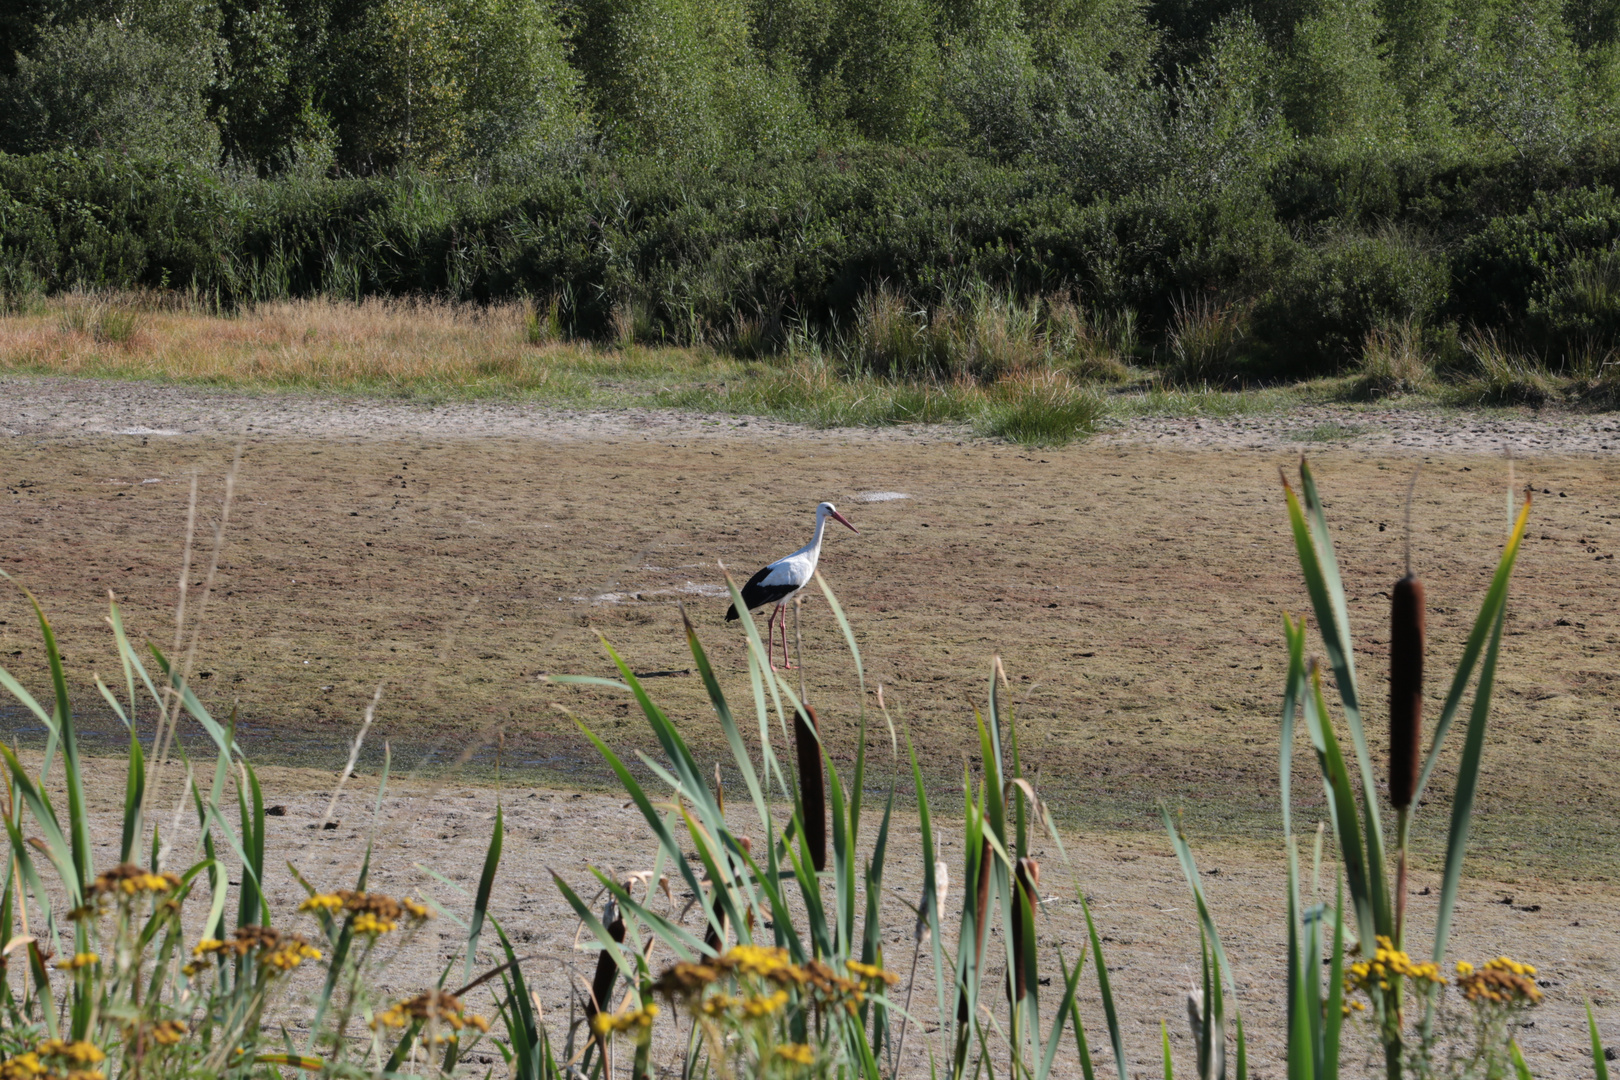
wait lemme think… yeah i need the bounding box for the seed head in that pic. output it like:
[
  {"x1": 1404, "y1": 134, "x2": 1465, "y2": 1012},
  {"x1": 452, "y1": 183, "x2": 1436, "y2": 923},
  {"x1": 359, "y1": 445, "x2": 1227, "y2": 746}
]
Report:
[{"x1": 1389, "y1": 573, "x2": 1425, "y2": 810}]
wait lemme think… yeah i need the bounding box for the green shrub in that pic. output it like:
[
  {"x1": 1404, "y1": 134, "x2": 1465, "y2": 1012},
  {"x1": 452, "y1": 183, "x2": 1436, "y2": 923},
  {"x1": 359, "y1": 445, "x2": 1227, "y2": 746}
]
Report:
[
  {"x1": 1450, "y1": 186, "x2": 1620, "y2": 359},
  {"x1": 1252, "y1": 229, "x2": 1448, "y2": 375}
]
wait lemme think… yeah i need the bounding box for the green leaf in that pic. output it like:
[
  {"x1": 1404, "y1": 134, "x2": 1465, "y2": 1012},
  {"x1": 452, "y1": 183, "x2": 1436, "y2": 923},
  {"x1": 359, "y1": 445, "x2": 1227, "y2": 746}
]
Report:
[
  {"x1": 1080, "y1": 891, "x2": 1128, "y2": 1080},
  {"x1": 1414, "y1": 495, "x2": 1531, "y2": 808},
  {"x1": 1302, "y1": 667, "x2": 1378, "y2": 951},
  {"x1": 1510, "y1": 1040, "x2": 1533, "y2": 1080},
  {"x1": 1431, "y1": 603, "x2": 1505, "y2": 966},
  {"x1": 1591, "y1": 1002, "x2": 1611, "y2": 1080}
]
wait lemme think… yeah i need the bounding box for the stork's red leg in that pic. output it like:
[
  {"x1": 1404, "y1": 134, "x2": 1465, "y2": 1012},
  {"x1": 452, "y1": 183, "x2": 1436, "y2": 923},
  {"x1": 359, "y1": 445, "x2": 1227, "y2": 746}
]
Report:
[
  {"x1": 778, "y1": 603, "x2": 796, "y2": 670},
  {"x1": 764, "y1": 606, "x2": 779, "y2": 671}
]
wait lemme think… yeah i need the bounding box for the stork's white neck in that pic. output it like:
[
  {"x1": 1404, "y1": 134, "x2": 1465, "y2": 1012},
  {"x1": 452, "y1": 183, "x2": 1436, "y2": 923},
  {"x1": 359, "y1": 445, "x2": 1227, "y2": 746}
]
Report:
[{"x1": 809, "y1": 506, "x2": 830, "y2": 553}]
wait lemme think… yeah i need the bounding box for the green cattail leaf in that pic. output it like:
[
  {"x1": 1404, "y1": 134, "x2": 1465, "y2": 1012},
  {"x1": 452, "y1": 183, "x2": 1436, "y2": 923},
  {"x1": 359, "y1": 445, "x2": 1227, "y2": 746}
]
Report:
[
  {"x1": 1589, "y1": 1002, "x2": 1611, "y2": 1080},
  {"x1": 1413, "y1": 495, "x2": 1531, "y2": 809}
]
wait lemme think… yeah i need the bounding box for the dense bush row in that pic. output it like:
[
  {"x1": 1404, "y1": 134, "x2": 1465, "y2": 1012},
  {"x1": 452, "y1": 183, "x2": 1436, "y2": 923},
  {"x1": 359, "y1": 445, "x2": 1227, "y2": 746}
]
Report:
[{"x1": 6, "y1": 145, "x2": 1620, "y2": 380}]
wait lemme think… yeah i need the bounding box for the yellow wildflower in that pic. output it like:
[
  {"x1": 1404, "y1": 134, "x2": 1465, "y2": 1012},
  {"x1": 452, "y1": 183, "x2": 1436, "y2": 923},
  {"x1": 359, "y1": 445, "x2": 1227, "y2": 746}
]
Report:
[
  {"x1": 146, "y1": 1021, "x2": 186, "y2": 1047},
  {"x1": 775, "y1": 1044, "x2": 815, "y2": 1066},
  {"x1": 741, "y1": 991, "x2": 788, "y2": 1018},
  {"x1": 723, "y1": 944, "x2": 796, "y2": 979},
  {"x1": 594, "y1": 1004, "x2": 658, "y2": 1034},
  {"x1": 299, "y1": 894, "x2": 343, "y2": 915},
  {"x1": 847, "y1": 959, "x2": 899, "y2": 986},
  {"x1": 38, "y1": 1042, "x2": 105, "y2": 1067},
  {"x1": 701, "y1": 993, "x2": 740, "y2": 1017},
  {"x1": 54, "y1": 953, "x2": 97, "y2": 971},
  {"x1": 1345, "y1": 936, "x2": 1445, "y2": 998},
  {"x1": 1456, "y1": 957, "x2": 1543, "y2": 1006},
  {"x1": 352, "y1": 912, "x2": 396, "y2": 935},
  {"x1": 191, "y1": 939, "x2": 227, "y2": 958},
  {"x1": 0, "y1": 1053, "x2": 43, "y2": 1080},
  {"x1": 371, "y1": 991, "x2": 489, "y2": 1044},
  {"x1": 263, "y1": 939, "x2": 321, "y2": 971},
  {"x1": 652, "y1": 961, "x2": 721, "y2": 1001},
  {"x1": 90, "y1": 865, "x2": 179, "y2": 899},
  {"x1": 401, "y1": 897, "x2": 432, "y2": 920}
]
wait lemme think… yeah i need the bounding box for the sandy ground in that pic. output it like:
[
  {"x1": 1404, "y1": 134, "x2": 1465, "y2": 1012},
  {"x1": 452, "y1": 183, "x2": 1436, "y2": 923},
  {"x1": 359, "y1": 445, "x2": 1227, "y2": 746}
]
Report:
[
  {"x1": 1, "y1": 377, "x2": 1618, "y2": 1074},
  {"x1": 4, "y1": 375, "x2": 1620, "y2": 455}
]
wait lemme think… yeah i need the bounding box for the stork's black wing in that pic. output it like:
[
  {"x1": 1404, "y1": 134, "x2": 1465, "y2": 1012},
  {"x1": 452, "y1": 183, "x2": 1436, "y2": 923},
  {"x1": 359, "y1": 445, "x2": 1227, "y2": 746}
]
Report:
[{"x1": 725, "y1": 564, "x2": 799, "y2": 620}]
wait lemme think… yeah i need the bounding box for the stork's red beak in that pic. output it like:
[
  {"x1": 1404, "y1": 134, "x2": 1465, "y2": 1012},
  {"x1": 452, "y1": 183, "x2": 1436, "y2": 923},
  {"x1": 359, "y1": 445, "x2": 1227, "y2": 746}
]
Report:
[{"x1": 830, "y1": 508, "x2": 858, "y2": 534}]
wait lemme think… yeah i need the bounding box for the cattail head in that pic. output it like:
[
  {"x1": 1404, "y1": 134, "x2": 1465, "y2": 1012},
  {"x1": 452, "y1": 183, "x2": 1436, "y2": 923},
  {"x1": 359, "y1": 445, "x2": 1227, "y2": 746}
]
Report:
[
  {"x1": 587, "y1": 897, "x2": 627, "y2": 1019},
  {"x1": 1010, "y1": 858, "x2": 1042, "y2": 1003},
  {"x1": 1389, "y1": 572, "x2": 1425, "y2": 810},
  {"x1": 793, "y1": 706, "x2": 827, "y2": 872}
]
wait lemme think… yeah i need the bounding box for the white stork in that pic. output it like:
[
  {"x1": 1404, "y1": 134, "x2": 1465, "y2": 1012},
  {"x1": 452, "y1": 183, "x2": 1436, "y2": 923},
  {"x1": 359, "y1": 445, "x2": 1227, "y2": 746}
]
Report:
[{"x1": 726, "y1": 502, "x2": 858, "y2": 670}]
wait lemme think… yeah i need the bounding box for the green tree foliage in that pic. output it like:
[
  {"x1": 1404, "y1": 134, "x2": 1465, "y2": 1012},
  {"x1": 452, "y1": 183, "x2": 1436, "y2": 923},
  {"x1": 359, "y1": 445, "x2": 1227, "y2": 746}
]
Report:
[
  {"x1": 1282, "y1": 0, "x2": 1406, "y2": 151},
  {"x1": 572, "y1": 0, "x2": 810, "y2": 160},
  {"x1": 319, "y1": 0, "x2": 588, "y2": 172},
  {"x1": 0, "y1": 0, "x2": 224, "y2": 161}
]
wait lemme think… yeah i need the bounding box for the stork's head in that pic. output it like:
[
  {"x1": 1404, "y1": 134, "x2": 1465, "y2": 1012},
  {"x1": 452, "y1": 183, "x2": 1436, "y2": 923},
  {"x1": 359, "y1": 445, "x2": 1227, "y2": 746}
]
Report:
[{"x1": 818, "y1": 501, "x2": 859, "y2": 534}]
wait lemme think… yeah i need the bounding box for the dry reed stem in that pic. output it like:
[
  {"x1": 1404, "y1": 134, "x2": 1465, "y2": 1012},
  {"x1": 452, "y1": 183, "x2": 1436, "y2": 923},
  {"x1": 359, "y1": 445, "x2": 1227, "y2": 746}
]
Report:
[
  {"x1": 145, "y1": 447, "x2": 241, "y2": 827},
  {"x1": 319, "y1": 683, "x2": 385, "y2": 830}
]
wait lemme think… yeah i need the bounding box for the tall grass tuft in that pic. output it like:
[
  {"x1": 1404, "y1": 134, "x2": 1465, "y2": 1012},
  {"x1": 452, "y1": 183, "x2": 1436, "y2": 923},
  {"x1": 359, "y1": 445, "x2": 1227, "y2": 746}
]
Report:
[
  {"x1": 1354, "y1": 319, "x2": 1431, "y2": 398},
  {"x1": 1166, "y1": 294, "x2": 1249, "y2": 386},
  {"x1": 980, "y1": 372, "x2": 1105, "y2": 445},
  {"x1": 1458, "y1": 330, "x2": 1554, "y2": 405}
]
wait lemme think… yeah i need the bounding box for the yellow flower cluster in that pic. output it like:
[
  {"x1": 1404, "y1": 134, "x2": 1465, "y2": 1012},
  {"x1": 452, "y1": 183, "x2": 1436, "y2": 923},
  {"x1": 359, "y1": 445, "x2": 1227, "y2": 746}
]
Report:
[
  {"x1": 589, "y1": 1003, "x2": 660, "y2": 1038},
  {"x1": 846, "y1": 959, "x2": 900, "y2": 987},
  {"x1": 1345, "y1": 936, "x2": 1446, "y2": 997},
  {"x1": 299, "y1": 890, "x2": 431, "y2": 935},
  {"x1": 70, "y1": 864, "x2": 183, "y2": 920},
  {"x1": 54, "y1": 953, "x2": 97, "y2": 971},
  {"x1": 185, "y1": 927, "x2": 320, "y2": 975},
  {"x1": 652, "y1": 945, "x2": 897, "y2": 1024},
  {"x1": 1, "y1": 1041, "x2": 109, "y2": 1080},
  {"x1": 373, "y1": 991, "x2": 492, "y2": 1043},
  {"x1": 774, "y1": 1044, "x2": 815, "y2": 1066},
  {"x1": 702, "y1": 990, "x2": 788, "y2": 1019},
  {"x1": 144, "y1": 1021, "x2": 187, "y2": 1047},
  {"x1": 1456, "y1": 958, "x2": 1543, "y2": 1006},
  {"x1": 91, "y1": 865, "x2": 181, "y2": 899}
]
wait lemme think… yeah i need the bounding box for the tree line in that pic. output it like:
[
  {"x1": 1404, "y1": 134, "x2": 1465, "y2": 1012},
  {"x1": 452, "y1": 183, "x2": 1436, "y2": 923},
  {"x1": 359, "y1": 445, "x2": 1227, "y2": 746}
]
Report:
[
  {"x1": 2, "y1": 0, "x2": 1615, "y2": 177},
  {"x1": 4, "y1": 0, "x2": 1620, "y2": 384}
]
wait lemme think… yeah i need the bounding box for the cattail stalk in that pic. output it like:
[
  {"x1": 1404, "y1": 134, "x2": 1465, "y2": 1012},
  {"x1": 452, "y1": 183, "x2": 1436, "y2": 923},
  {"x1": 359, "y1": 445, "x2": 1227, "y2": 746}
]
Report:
[
  {"x1": 956, "y1": 836, "x2": 994, "y2": 1023},
  {"x1": 1389, "y1": 573, "x2": 1425, "y2": 812},
  {"x1": 586, "y1": 899, "x2": 626, "y2": 1033},
  {"x1": 1009, "y1": 858, "x2": 1041, "y2": 1005},
  {"x1": 703, "y1": 836, "x2": 751, "y2": 953},
  {"x1": 1390, "y1": 570, "x2": 1425, "y2": 947},
  {"x1": 794, "y1": 705, "x2": 827, "y2": 872}
]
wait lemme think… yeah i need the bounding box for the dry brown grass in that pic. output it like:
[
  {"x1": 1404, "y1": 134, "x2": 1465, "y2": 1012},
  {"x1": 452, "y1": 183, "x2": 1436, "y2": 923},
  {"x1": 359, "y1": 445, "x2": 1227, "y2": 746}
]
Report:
[{"x1": 0, "y1": 295, "x2": 713, "y2": 397}]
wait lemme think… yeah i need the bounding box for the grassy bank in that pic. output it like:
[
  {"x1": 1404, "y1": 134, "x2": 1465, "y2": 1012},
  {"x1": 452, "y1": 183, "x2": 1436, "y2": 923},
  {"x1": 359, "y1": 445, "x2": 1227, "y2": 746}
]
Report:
[{"x1": 7, "y1": 294, "x2": 1619, "y2": 447}]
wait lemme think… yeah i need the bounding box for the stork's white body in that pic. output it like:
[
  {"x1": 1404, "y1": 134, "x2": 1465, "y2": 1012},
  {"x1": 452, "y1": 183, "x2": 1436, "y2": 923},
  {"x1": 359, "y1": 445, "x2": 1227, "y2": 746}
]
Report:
[{"x1": 726, "y1": 502, "x2": 858, "y2": 670}]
